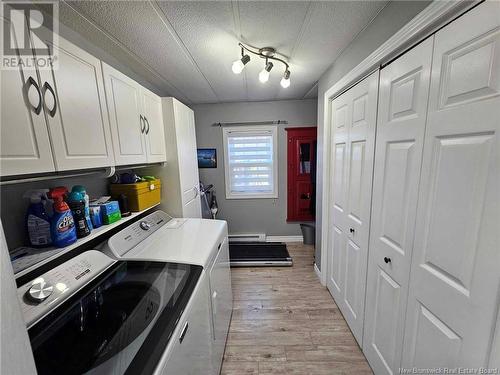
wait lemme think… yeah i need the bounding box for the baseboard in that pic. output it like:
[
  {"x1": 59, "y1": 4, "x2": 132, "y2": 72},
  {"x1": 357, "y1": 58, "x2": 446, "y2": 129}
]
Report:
[
  {"x1": 314, "y1": 263, "x2": 323, "y2": 284},
  {"x1": 266, "y1": 235, "x2": 303, "y2": 243}
]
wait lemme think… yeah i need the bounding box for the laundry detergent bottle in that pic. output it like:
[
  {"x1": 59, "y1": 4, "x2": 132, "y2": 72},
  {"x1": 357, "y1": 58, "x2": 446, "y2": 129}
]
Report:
[
  {"x1": 67, "y1": 191, "x2": 91, "y2": 238},
  {"x1": 23, "y1": 189, "x2": 52, "y2": 247},
  {"x1": 48, "y1": 187, "x2": 77, "y2": 248}
]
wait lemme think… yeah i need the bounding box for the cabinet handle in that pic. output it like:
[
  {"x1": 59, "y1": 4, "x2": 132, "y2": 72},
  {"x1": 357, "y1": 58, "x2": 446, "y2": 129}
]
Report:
[
  {"x1": 349, "y1": 228, "x2": 355, "y2": 234},
  {"x1": 25, "y1": 76, "x2": 42, "y2": 115},
  {"x1": 42, "y1": 82, "x2": 57, "y2": 117},
  {"x1": 384, "y1": 257, "x2": 391, "y2": 264},
  {"x1": 179, "y1": 321, "x2": 189, "y2": 343},
  {"x1": 139, "y1": 115, "x2": 145, "y2": 133},
  {"x1": 144, "y1": 116, "x2": 150, "y2": 134}
]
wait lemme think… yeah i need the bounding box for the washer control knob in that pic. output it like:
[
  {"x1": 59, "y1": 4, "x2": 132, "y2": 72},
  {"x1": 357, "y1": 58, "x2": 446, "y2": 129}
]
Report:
[
  {"x1": 27, "y1": 280, "x2": 53, "y2": 303},
  {"x1": 140, "y1": 221, "x2": 151, "y2": 231}
]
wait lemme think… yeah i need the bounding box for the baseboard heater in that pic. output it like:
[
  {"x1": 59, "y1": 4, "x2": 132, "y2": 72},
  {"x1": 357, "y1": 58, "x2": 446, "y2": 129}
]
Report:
[
  {"x1": 229, "y1": 242, "x2": 293, "y2": 267},
  {"x1": 228, "y1": 233, "x2": 266, "y2": 242}
]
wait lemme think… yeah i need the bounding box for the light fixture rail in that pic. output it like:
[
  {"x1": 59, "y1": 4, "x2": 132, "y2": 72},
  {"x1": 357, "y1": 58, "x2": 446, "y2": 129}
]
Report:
[{"x1": 232, "y1": 42, "x2": 291, "y2": 88}]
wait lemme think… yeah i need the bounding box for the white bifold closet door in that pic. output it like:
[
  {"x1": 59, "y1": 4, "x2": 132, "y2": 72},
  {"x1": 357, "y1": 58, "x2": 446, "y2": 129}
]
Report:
[
  {"x1": 402, "y1": 2, "x2": 500, "y2": 367},
  {"x1": 327, "y1": 71, "x2": 379, "y2": 345},
  {"x1": 362, "y1": 37, "x2": 434, "y2": 374}
]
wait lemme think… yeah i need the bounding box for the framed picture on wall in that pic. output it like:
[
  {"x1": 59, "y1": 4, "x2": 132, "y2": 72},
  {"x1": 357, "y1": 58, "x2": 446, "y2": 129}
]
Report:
[{"x1": 197, "y1": 148, "x2": 217, "y2": 168}]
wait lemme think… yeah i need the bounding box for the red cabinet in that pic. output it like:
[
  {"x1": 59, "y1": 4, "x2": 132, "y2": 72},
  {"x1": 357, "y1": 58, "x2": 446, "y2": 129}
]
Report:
[{"x1": 285, "y1": 127, "x2": 317, "y2": 222}]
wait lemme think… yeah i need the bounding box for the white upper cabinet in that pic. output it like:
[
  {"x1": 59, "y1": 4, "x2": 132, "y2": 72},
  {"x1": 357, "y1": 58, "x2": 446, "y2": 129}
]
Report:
[
  {"x1": 102, "y1": 63, "x2": 147, "y2": 166},
  {"x1": 1, "y1": 20, "x2": 115, "y2": 176},
  {"x1": 103, "y1": 63, "x2": 166, "y2": 166},
  {"x1": 141, "y1": 88, "x2": 166, "y2": 163},
  {"x1": 0, "y1": 19, "x2": 55, "y2": 176},
  {"x1": 1, "y1": 17, "x2": 166, "y2": 176},
  {"x1": 35, "y1": 35, "x2": 115, "y2": 171}
]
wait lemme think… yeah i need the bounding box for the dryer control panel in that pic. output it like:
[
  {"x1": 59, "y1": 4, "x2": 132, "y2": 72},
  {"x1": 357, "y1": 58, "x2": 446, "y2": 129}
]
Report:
[
  {"x1": 18, "y1": 250, "x2": 115, "y2": 328},
  {"x1": 106, "y1": 210, "x2": 186, "y2": 257}
]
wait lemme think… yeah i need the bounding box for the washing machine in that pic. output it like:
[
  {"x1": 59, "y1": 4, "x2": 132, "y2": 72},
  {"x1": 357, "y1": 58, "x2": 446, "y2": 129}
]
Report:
[
  {"x1": 103, "y1": 210, "x2": 232, "y2": 375},
  {"x1": 17, "y1": 250, "x2": 210, "y2": 375}
]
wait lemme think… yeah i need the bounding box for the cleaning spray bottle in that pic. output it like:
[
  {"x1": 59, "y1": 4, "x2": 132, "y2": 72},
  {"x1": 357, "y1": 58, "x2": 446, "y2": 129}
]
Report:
[
  {"x1": 23, "y1": 189, "x2": 52, "y2": 248},
  {"x1": 48, "y1": 187, "x2": 77, "y2": 248}
]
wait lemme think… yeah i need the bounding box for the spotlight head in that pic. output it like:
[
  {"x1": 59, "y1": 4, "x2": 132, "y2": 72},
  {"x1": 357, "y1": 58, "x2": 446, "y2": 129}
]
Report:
[
  {"x1": 259, "y1": 61, "x2": 273, "y2": 83},
  {"x1": 280, "y1": 70, "x2": 291, "y2": 88},
  {"x1": 232, "y1": 54, "x2": 250, "y2": 74}
]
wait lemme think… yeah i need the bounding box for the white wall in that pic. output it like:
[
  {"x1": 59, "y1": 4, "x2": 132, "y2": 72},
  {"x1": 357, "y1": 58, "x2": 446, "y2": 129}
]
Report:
[
  {"x1": 193, "y1": 99, "x2": 317, "y2": 238},
  {"x1": 314, "y1": 1, "x2": 431, "y2": 271}
]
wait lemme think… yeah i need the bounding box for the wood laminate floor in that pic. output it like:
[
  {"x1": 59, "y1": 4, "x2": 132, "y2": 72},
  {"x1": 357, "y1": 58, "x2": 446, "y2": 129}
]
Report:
[{"x1": 221, "y1": 243, "x2": 373, "y2": 375}]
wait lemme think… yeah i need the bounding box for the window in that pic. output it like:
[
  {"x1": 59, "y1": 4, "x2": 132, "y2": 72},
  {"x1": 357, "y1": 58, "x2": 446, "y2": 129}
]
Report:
[{"x1": 223, "y1": 126, "x2": 278, "y2": 199}]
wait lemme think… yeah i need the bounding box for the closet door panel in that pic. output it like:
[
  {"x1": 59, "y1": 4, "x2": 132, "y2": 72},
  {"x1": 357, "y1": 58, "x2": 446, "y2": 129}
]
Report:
[
  {"x1": 342, "y1": 72, "x2": 378, "y2": 344},
  {"x1": 402, "y1": 2, "x2": 500, "y2": 367},
  {"x1": 329, "y1": 226, "x2": 344, "y2": 295},
  {"x1": 331, "y1": 99, "x2": 349, "y2": 230},
  {"x1": 344, "y1": 239, "x2": 361, "y2": 318},
  {"x1": 327, "y1": 94, "x2": 350, "y2": 302},
  {"x1": 371, "y1": 268, "x2": 401, "y2": 368},
  {"x1": 363, "y1": 37, "x2": 433, "y2": 375},
  {"x1": 327, "y1": 71, "x2": 378, "y2": 345}
]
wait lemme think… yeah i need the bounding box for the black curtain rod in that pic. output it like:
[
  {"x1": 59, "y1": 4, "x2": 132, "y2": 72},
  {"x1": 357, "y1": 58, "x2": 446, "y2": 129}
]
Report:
[{"x1": 212, "y1": 120, "x2": 288, "y2": 127}]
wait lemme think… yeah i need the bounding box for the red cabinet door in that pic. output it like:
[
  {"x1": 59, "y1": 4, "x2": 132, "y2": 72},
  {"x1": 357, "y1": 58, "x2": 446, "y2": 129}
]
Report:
[{"x1": 286, "y1": 127, "x2": 317, "y2": 222}]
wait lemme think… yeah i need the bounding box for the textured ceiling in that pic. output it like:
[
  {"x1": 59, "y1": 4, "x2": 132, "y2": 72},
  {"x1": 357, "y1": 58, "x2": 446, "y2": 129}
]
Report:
[{"x1": 59, "y1": 1, "x2": 388, "y2": 104}]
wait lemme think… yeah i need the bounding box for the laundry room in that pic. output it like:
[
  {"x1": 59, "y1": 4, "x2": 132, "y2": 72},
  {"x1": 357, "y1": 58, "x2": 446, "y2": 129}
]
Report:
[{"x1": 1, "y1": 1, "x2": 499, "y2": 375}]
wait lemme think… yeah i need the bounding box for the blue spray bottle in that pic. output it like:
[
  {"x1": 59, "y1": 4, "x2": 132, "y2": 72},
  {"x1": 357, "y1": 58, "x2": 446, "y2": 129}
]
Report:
[{"x1": 23, "y1": 189, "x2": 52, "y2": 248}]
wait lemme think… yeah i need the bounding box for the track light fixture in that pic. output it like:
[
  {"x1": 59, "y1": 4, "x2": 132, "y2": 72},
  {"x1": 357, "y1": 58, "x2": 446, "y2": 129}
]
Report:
[{"x1": 233, "y1": 42, "x2": 291, "y2": 88}]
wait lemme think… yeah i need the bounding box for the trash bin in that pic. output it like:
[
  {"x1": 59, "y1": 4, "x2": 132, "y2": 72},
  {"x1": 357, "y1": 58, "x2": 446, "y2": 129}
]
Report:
[{"x1": 300, "y1": 222, "x2": 315, "y2": 245}]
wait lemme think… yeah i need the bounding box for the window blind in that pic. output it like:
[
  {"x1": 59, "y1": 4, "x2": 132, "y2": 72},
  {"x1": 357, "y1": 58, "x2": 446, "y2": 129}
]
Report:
[{"x1": 224, "y1": 127, "x2": 277, "y2": 198}]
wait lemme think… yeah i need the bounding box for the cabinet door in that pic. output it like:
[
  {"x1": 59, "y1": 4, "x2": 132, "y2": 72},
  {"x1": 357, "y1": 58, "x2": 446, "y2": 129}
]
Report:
[
  {"x1": 402, "y1": 2, "x2": 500, "y2": 367},
  {"x1": 327, "y1": 71, "x2": 378, "y2": 345},
  {"x1": 362, "y1": 37, "x2": 433, "y2": 375},
  {"x1": 35, "y1": 35, "x2": 115, "y2": 171},
  {"x1": 142, "y1": 88, "x2": 166, "y2": 163},
  {"x1": 102, "y1": 63, "x2": 147, "y2": 166},
  {"x1": 174, "y1": 101, "x2": 201, "y2": 218},
  {"x1": 286, "y1": 128, "x2": 317, "y2": 222},
  {"x1": 162, "y1": 276, "x2": 213, "y2": 375},
  {"x1": 0, "y1": 19, "x2": 54, "y2": 176}
]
